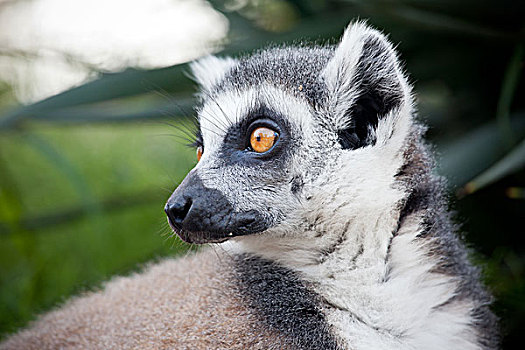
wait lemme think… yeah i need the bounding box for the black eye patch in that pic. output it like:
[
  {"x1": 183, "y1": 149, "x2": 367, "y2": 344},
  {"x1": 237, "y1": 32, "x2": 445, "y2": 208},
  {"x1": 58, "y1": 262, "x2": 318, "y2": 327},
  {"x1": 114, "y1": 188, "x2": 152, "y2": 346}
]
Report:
[{"x1": 217, "y1": 104, "x2": 293, "y2": 166}]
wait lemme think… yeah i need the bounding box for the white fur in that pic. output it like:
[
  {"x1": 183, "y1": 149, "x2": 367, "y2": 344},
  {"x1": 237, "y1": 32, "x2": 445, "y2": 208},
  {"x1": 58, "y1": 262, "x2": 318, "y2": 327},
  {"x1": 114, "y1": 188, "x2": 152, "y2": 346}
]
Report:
[
  {"x1": 321, "y1": 21, "x2": 370, "y2": 130},
  {"x1": 189, "y1": 55, "x2": 237, "y2": 93}
]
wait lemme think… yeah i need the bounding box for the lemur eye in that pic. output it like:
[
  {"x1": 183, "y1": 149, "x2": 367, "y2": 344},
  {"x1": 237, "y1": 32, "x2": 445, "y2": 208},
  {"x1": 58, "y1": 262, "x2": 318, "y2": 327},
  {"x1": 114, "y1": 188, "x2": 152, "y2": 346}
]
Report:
[
  {"x1": 196, "y1": 146, "x2": 203, "y2": 162},
  {"x1": 250, "y1": 127, "x2": 279, "y2": 153}
]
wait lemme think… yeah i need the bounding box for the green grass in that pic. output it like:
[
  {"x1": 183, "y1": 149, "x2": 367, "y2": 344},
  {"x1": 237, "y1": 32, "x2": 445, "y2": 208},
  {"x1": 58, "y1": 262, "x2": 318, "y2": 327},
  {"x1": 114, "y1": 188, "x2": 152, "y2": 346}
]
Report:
[{"x1": 0, "y1": 121, "x2": 195, "y2": 338}]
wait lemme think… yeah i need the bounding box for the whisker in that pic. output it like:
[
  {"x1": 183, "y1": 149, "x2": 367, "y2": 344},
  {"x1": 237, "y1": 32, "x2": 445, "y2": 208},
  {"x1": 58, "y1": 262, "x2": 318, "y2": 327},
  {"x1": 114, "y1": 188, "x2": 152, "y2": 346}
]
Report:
[
  {"x1": 154, "y1": 118, "x2": 201, "y2": 142},
  {"x1": 200, "y1": 90, "x2": 232, "y2": 130},
  {"x1": 199, "y1": 109, "x2": 229, "y2": 136},
  {"x1": 203, "y1": 93, "x2": 233, "y2": 130}
]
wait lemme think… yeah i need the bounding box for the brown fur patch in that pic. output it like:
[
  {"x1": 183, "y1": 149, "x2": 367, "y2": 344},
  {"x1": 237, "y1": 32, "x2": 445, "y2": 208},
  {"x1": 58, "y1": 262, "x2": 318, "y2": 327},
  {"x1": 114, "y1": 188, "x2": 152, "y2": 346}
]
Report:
[{"x1": 0, "y1": 249, "x2": 293, "y2": 349}]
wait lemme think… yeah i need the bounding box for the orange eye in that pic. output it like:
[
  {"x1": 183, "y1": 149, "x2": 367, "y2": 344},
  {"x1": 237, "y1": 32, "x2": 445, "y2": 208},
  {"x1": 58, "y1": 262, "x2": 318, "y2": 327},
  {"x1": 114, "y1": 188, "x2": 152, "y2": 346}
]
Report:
[
  {"x1": 196, "y1": 146, "x2": 203, "y2": 162},
  {"x1": 250, "y1": 127, "x2": 279, "y2": 153}
]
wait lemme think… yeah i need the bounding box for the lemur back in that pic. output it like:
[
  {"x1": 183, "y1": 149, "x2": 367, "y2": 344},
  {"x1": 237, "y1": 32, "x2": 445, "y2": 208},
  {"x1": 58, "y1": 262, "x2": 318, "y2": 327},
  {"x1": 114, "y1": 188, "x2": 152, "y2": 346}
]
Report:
[{"x1": 0, "y1": 22, "x2": 498, "y2": 350}]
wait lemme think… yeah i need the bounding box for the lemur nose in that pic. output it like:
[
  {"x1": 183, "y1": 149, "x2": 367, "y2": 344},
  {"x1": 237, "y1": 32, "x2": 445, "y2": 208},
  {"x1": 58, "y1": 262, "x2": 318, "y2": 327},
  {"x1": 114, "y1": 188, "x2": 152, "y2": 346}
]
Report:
[{"x1": 164, "y1": 197, "x2": 192, "y2": 226}]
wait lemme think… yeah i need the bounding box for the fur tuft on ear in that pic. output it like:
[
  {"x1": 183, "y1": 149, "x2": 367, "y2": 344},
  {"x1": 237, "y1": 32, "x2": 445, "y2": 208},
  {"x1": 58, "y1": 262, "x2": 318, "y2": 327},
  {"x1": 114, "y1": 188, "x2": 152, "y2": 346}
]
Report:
[
  {"x1": 322, "y1": 21, "x2": 412, "y2": 150},
  {"x1": 190, "y1": 55, "x2": 237, "y2": 93}
]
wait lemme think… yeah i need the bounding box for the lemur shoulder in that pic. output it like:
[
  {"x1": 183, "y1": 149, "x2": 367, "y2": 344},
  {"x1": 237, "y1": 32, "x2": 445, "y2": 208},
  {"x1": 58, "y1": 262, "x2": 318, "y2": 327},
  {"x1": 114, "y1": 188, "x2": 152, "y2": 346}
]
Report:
[{"x1": 0, "y1": 22, "x2": 498, "y2": 350}]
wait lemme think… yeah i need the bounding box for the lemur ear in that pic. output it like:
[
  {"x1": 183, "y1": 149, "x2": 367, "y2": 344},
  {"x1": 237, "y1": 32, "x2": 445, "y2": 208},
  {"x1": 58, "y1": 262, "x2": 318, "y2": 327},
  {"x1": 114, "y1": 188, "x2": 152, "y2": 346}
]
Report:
[
  {"x1": 321, "y1": 21, "x2": 412, "y2": 150},
  {"x1": 190, "y1": 55, "x2": 237, "y2": 93}
]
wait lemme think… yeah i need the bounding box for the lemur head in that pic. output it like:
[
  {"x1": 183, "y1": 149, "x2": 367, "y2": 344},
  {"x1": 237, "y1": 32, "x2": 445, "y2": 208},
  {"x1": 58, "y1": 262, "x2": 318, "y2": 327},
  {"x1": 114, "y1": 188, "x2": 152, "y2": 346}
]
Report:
[{"x1": 165, "y1": 22, "x2": 414, "y2": 250}]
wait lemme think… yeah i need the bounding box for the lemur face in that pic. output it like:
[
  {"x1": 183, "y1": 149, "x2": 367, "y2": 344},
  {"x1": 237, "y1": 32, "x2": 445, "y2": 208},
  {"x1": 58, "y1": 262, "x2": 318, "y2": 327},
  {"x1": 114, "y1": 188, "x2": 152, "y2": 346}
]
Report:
[
  {"x1": 165, "y1": 85, "x2": 320, "y2": 243},
  {"x1": 166, "y1": 22, "x2": 413, "y2": 244}
]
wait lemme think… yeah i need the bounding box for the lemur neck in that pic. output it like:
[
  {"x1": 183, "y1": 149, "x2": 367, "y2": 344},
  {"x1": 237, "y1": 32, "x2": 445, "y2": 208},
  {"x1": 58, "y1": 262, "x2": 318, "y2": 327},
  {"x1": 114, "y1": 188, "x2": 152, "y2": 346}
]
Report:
[{"x1": 234, "y1": 201, "x2": 402, "y2": 284}]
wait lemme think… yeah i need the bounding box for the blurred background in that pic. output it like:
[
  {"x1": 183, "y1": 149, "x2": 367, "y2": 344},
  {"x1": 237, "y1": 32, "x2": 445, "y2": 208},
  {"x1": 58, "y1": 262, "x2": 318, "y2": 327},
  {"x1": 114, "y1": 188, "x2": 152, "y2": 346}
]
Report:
[{"x1": 0, "y1": 0, "x2": 523, "y2": 347}]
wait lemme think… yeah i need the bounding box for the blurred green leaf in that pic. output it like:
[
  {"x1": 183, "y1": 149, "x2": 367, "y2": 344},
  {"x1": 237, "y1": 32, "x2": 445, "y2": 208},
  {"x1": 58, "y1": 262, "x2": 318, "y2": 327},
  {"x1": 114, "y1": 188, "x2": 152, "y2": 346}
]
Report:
[
  {"x1": 437, "y1": 113, "x2": 525, "y2": 188},
  {"x1": 463, "y1": 137, "x2": 525, "y2": 194},
  {"x1": 0, "y1": 189, "x2": 161, "y2": 235},
  {"x1": 0, "y1": 156, "x2": 23, "y2": 229},
  {"x1": 0, "y1": 65, "x2": 193, "y2": 129},
  {"x1": 25, "y1": 97, "x2": 194, "y2": 124},
  {"x1": 23, "y1": 134, "x2": 99, "y2": 215},
  {"x1": 497, "y1": 44, "x2": 524, "y2": 147},
  {"x1": 342, "y1": 0, "x2": 525, "y2": 41}
]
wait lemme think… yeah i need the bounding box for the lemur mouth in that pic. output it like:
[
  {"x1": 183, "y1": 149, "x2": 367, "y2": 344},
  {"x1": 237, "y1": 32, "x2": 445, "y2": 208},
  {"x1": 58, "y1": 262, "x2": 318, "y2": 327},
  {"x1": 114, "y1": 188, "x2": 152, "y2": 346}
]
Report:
[
  {"x1": 168, "y1": 225, "x2": 232, "y2": 244},
  {"x1": 165, "y1": 216, "x2": 230, "y2": 244},
  {"x1": 166, "y1": 215, "x2": 266, "y2": 244}
]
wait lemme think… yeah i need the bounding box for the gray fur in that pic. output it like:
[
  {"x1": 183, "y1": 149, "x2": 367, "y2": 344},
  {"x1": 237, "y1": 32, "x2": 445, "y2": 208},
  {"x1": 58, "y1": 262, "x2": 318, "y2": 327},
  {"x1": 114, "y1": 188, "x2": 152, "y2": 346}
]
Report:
[
  {"x1": 395, "y1": 123, "x2": 499, "y2": 348},
  {"x1": 215, "y1": 46, "x2": 333, "y2": 106}
]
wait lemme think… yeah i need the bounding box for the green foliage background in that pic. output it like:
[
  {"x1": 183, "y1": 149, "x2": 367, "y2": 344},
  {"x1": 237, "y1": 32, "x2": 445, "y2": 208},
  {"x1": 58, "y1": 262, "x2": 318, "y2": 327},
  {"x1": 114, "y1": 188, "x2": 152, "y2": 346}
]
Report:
[{"x1": 0, "y1": 0, "x2": 524, "y2": 348}]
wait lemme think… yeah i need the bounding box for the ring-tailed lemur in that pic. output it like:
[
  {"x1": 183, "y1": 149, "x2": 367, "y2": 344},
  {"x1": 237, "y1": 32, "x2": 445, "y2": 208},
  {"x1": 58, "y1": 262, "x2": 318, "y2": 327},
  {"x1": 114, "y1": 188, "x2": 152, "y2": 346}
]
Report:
[{"x1": 1, "y1": 22, "x2": 498, "y2": 350}]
